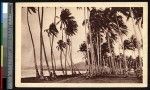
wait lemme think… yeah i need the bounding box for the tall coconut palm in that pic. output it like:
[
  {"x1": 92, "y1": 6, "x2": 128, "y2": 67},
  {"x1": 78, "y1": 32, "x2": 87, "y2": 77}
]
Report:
[
  {"x1": 82, "y1": 8, "x2": 118, "y2": 75},
  {"x1": 116, "y1": 7, "x2": 143, "y2": 69},
  {"x1": 97, "y1": 8, "x2": 128, "y2": 74},
  {"x1": 36, "y1": 7, "x2": 53, "y2": 78},
  {"x1": 82, "y1": 7, "x2": 91, "y2": 74},
  {"x1": 65, "y1": 19, "x2": 78, "y2": 75},
  {"x1": 90, "y1": 8, "x2": 118, "y2": 74},
  {"x1": 79, "y1": 41, "x2": 88, "y2": 65},
  {"x1": 87, "y1": 7, "x2": 97, "y2": 75},
  {"x1": 90, "y1": 8, "x2": 102, "y2": 72},
  {"x1": 27, "y1": 7, "x2": 40, "y2": 78},
  {"x1": 44, "y1": 7, "x2": 59, "y2": 77},
  {"x1": 107, "y1": 7, "x2": 128, "y2": 74},
  {"x1": 45, "y1": 22, "x2": 58, "y2": 77},
  {"x1": 56, "y1": 40, "x2": 66, "y2": 74},
  {"x1": 57, "y1": 8, "x2": 78, "y2": 75}
]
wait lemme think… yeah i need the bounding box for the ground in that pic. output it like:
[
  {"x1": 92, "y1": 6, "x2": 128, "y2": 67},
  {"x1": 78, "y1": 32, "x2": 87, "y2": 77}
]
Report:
[{"x1": 21, "y1": 75, "x2": 142, "y2": 83}]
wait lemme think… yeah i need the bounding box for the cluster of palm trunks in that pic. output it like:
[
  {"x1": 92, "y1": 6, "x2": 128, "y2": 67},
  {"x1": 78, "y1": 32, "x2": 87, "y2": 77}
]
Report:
[
  {"x1": 26, "y1": 7, "x2": 143, "y2": 80},
  {"x1": 79, "y1": 7, "x2": 143, "y2": 79}
]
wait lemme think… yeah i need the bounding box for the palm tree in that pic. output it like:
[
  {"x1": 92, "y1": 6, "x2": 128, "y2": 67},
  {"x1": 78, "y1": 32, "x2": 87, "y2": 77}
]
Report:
[
  {"x1": 79, "y1": 41, "x2": 88, "y2": 64},
  {"x1": 108, "y1": 7, "x2": 128, "y2": 74},
  {"x1": 82, "y1": 7, "x2": 119, "y2": 75},
  {"x1": 65, "y1": 19, "x2": 78, "y2": 75},
  {"x1": 27, "y1": 7, "x2": 40, "y2": 78},
  {"x1": 37, "y1": 7, "x2": 53, "y2": 79},
  {"x1": 44, "y1": 7, "x2": 59, "y2": 77},
  {"x1": 41, "y1": 33, "x2": 52, "y2": 78},
  {"x1": 45, "y1": 23, "x2": 58, "y2": 77},
  {"x1": 117, "y1": 7, "x2": 143, "y2": 69},
  {"x1": 87, "y1": 7, "x2": 96, "y2": 75},
  {"x1": 57, "y1": 8, "x2": 78, "y2": 75},
  {"x1": 92, "y1": 8, "x2": 118, "y2": 74},
  {"x1": 82, "y1": 7, "x2": 91, "y2": 74},
  {"x1": 56, "y1": 40, "x2": 66, "y2": 75}
]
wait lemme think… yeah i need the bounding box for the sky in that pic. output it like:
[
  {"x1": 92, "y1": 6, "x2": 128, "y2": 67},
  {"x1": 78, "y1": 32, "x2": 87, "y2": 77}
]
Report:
[
  {"x1": 21, "y1": 7, "x2": 143, "y2": 69},
  {"x1": 2, "y1": 3, "x2": 8, "y2": 13}
]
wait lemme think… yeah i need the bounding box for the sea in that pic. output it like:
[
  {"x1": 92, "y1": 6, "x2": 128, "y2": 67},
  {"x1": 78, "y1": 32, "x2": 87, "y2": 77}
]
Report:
[{"x1": 22, "y1": 69, "x2": 86, "y2": 78}]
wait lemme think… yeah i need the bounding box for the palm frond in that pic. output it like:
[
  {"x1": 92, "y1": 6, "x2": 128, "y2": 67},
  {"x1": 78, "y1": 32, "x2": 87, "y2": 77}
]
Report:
[{"x1": 27, "y1": 7, "x2": 37, "y2": 14}]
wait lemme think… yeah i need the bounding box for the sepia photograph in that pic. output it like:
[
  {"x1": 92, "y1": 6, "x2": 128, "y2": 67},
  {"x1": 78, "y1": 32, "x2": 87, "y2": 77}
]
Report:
[{"x1": 15, "y1": 2, "x2": 148, "y2": 87}]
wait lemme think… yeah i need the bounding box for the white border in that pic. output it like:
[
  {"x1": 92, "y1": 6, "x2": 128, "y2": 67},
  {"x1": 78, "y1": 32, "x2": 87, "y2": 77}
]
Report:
[{"x1": 15, "y1": 2, "x2": 148, "y2": 88}]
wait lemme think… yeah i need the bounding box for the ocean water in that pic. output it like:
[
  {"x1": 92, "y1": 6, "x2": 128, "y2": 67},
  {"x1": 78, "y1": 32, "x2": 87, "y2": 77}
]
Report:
[{"x1": 21, "y1": 69, "x2": 86, "y2": 78}]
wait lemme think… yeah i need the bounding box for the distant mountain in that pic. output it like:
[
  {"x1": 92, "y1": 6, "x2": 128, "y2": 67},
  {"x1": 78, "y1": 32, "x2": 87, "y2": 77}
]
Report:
[{"x1": 73, "y1": 61, "x2": 86, "y2": 70}]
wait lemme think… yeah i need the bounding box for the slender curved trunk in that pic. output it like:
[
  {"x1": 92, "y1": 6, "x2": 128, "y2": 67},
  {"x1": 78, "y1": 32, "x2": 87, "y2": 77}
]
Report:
[
  {"x1": 27, "y1": 9, "x2": 40, "y2": 78},
  {"x1": 37, "y1": 7, "x2": 44, "y2": 78},
  {"x1": 53, "y1": 52, "x2": 56, "y2": 71},
  {"x1": 41, "y1": 35, "x2": 52, "y2": 77},
  {"x1": 64, "y1": 34, "x2": 68, "y2": 75},
  {"x1": 84, "y1": 7, "x2": 90, "y2": 74},
  {"x1": 96, "y1": 33, "x2": 100, "y2": 73},
  {"x1": 62, "y1": 51, "x2": 71, "y2": 71},
  {"x1": 87, "y1": 8, "x2": 95, "y2": 75},
  {"x1": 49, "y1": 36, "x2": 56, "y2": 76},
  {"x1": 107, "y1": 33, "x2": 115, "y2": 74},
  {"x1": 69, "y1": 37, "x2": 74, "y2": 75},
  {"x1": 60, "y1": 22, "x2": 64, "y2": 75},
  {"x1": 52, "y1": 7, "x2": 56, "y2": 70},
  {"x1": 99, "y1": 32, "x2": 102, "y2": 68},
  {"x1": 60, "y1": 51, "x2": 64, "y2": 74}
]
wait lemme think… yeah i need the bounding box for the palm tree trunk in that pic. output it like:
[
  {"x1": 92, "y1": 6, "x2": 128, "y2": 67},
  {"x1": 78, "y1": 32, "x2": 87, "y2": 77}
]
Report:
[
  {"x1": 52, "y1": 7, "x2": 57, "y2": 73},
  {"x1": 27, "y1": 9, "x2": 40, "y2": 78},
  {"x1": 41, "y1": 35, "x2": 52, "y2": 77},
  {"x1": 64, "y1": 34, "x2": 68, "y2": 75},
  {"x1": 99, "y1": 32, "x2": 102, "y2": 68},
  {"x1": 96, "y1": 33, "x2": 100, "y2": 73},
  {"x1": 51, "y1": 34, "x2": 57, "y2": 77},
  {"x1": 60, "y1": 51, "x2": 64, "y2": 75},
  {"x1": 38, "y1": 7, "x2": 44, "y2": 78},
  {"x1": 60, "y1": 22, "x2": 64, "y2": 75},
  {"x1": 84, "y1": 7, "x2": 90, "y2": 74},
  {"x1": 69, "y1": 37, "x2": 74, "y2": 75},
  {"x1": 87, "y1": 8, "x2": 95, "y2": 75},
  {"x1": 52, "y1": 52, "x2": 56, "y2": 71},
  {"x1": 49, "y1": 36, "x2": 56, "y2": 76},
  {"x1": 63, "y1": 48, "x2": 67, "y2": 75},
  {"x1": 107, "y1": 33, "x2": 115, "y2": 74}
]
